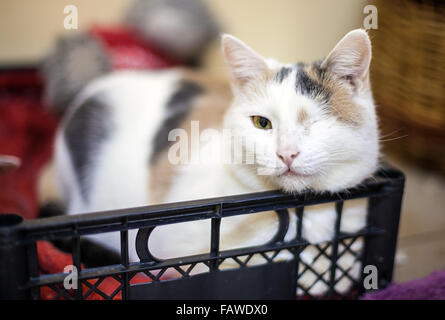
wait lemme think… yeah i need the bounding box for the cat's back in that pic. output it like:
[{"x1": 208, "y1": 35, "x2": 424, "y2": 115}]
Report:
[
  {"x1": 54, "y1": 68, "x2": 232, "y2": 213},
  {"x1": 64, "y1": 69, "x2": 182, "y2": 128}
]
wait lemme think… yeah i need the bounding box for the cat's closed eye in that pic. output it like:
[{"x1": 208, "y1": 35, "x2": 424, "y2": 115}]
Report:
[{"x1": 251, "y1": 116, "x2": 272, "y2": 130}]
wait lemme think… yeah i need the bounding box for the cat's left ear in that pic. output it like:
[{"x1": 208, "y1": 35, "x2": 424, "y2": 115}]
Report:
[
  {"x1": 221, "y1": 34, "x2": 271, "y2": 87},
  {"x1": 321, "y1": 29, "x2": 372, "y2": 85}
]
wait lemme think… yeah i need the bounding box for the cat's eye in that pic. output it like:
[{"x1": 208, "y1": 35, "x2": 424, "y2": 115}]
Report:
[{"x1": 252, "y1": 116, "x2": 272, "y2": 130}]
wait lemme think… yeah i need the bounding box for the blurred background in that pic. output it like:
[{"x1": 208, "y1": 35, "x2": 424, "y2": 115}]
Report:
[
  {"x1": 0, "y1": 0, "x2": 368, "y2": 72},
  {"x1": 0, "y1": 0, "x2": 444, "y2": 285}
]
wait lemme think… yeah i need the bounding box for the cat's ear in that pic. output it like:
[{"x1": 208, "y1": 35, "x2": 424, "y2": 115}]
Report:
[
  {"x1": 221, "y1": 34, "x2": 271, "y2": 86},
  {"x1": 321, "y1": 29, "x2": 372, "y2": 83}
]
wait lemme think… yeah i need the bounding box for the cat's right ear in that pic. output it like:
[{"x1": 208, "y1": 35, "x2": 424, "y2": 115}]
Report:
[{"x1": 221, "y1": 34, "x2": 270, "y2": 87}]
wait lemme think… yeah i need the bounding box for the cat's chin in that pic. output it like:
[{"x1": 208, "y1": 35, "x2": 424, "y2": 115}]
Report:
[{"x1": 274, "y1": 174, "x2": 312, "y2": 194}]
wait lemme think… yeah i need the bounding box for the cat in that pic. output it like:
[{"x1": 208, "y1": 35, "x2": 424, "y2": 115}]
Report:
[{"x1": 39, "y1": 29, "x2": 379, "y2": 295}]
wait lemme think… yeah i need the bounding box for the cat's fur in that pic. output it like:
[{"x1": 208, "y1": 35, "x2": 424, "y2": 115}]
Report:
[{"x1": 40, "y1": 29, "x2": 378, "y2": 295}]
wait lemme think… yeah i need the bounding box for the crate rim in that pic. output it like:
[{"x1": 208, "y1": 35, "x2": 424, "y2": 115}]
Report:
[{"x1": 1, "y1": 167, "x2": 405, "y2": 242}]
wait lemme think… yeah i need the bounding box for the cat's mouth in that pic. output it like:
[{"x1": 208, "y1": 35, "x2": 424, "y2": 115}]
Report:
[{"x1": 278, "y1": 168, "x2": 311, "y2": 178}]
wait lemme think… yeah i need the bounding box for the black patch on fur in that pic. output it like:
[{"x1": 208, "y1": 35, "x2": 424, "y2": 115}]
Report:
[
  {"x1": 274, "y1": 67, "x2": 292, "y2": 83},
  {"x1": 295, "y1": 64, "x2": 331, "y2": 104},
  {"x1": 150, "y1": 80, "x2": 204, "y2": 162},
  {"x1": 64, "y1": 96, "x2": 112, "y2": 201}
]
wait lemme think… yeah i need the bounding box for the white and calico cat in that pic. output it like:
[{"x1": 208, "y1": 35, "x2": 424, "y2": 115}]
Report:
[{"x1": 40, "y1": 29, "x2": 379, "y2": 295}]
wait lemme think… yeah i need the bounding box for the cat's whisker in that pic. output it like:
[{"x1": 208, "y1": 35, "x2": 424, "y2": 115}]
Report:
[
  {"x1": 378, "y1": 135, "x2": 408, "y2": 142},
  {"x1": 379, "y1": 128, "x2": 404, "y2": 139}
]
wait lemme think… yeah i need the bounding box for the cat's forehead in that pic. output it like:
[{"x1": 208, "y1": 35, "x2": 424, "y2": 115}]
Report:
[
  {"x1": 274, "y1": 62, "x2": 330, "y2": 104},
  {"x1": 259, "y1": 63, "x2": 328, "y2": 119},
  {"x1": 261, "y1": 62, "x2": 362, "y2": 126}
]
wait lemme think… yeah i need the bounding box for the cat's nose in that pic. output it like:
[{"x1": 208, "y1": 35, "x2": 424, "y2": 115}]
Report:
[{"x1": 277, "y1": 150, "x2": 299, "y2": 167}]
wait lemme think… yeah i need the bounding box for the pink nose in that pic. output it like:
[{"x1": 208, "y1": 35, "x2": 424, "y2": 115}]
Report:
[{"x1": 277, "y1": 150, "x2": 299, "y2": 167}]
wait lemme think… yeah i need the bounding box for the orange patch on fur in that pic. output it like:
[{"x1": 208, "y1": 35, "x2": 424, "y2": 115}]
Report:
[
  {"x1": 305, "y1": 64, "x2": 362, "y2": 126},
  {"x1": 297, "y1": 109, "x2": 309, "y2": 123},
  {"x1": 148, "y1": 70, "x2": 232, "y2": 204}
]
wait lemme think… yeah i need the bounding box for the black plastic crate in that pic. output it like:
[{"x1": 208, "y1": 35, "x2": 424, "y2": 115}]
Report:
[{"x1": 0, "y1": 167, "x2": 404, "y2": 300}]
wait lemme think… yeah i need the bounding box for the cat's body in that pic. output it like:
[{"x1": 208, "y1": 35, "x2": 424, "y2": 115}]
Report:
[{"x1": 41, "y1": 30, "x2": 379, "y2": 295}]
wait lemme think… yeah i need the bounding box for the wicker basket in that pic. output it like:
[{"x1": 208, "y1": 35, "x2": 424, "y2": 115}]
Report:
[{"x1": 371, "y1": 0, "x2": 445, "y2": 174}]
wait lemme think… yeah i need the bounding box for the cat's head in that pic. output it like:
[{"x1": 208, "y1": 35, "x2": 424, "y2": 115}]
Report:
[{"x1": 222, "y1": 29, "x2": 379, "y2": 193}]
